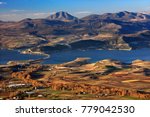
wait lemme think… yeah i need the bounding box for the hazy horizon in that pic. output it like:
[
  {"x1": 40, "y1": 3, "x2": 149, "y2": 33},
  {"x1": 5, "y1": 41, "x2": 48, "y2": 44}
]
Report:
[{"x1": 0, "y1": 0, "x2": 150, "y2": 21}]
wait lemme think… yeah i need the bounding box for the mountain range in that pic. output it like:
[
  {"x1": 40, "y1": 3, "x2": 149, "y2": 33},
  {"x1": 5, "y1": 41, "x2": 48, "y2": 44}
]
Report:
[
  {"x1": 0, "y1": 11, "x2": 150, "y2": 51},
  {"x1": 82, "y1": 11, "x2": 150, "y2": 22}
]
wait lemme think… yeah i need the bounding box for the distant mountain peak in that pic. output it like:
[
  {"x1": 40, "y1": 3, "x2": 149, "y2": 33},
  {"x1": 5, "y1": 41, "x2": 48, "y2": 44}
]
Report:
[
  {"x1": 100, "y1": 11, "x2": 150, "y2": 21},
  {"x1": 47, "y1": 11, "x2": 78, "y2": 22},
  {"x1": 20, "y1": 18, "x2": 32, "y2": 22},
  {"x1": 120, "y1": 11, "x2": 130, "y2": 13},
  {"x1": 117, "y1": 11, "x2": 131, "y2": 15}
]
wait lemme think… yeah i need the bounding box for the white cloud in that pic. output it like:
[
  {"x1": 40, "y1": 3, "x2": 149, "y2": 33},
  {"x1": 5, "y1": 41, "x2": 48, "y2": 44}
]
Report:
[
  {"x1": 11, "y1": 10, "x2": 25, "y2": 12},
  {"x1": 0, "y1": 2, "x2": 6, "y2": 5},
  {"x1": 74, "y1": 11, "x2": 92, "y2": 18},
  {"x1": 0, "y1": 12, "x2": 50, "y2": 21},
  {"x1": 33, "y1": 12, "x2": 49, "y2": 16},
  {"x1": 75, "y1": 11, "x2": 92, "y2": 14},
  {"x1": 50, "y1": 12, "x2": 56, "y2": 15}
]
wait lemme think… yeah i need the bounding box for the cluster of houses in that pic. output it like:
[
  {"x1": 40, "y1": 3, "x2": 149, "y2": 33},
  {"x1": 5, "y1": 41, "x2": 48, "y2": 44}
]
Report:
[{"x1": 8, "y1": 83, "x2": 32, "y2": 88}]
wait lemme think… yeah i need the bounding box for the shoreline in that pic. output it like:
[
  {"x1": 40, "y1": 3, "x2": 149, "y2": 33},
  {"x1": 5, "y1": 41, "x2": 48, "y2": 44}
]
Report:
[
  {"x1": 0, "y1": 48, "x2": 50, "y2": 65},
  {"x1": 0, "y1": 48, "x2": 150, "y2": 65},
  {"x1": 15, "y1": 49, "x2": 51, "y2": 65}
]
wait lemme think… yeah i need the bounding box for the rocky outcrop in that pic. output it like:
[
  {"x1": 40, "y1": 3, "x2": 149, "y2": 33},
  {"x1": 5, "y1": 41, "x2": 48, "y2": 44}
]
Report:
[
  {"x1": 94, "y1": 59, "x2": 125, "y2": 68},
  {"x1": 60, "y1": 58, "x2": 90, "y2": 67},
  {"x1": 123, "y1": 30, "x2": 150, "y2": 49}
]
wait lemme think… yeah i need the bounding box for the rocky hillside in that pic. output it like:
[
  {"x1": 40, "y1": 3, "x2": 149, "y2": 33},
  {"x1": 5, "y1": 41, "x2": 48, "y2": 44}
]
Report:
[
  {"x1": 0, "y1": 11, "x2": 150, "y2": 50},
  {"x1": 82, "y1": 11, "x2": 150, "y2": 21}
]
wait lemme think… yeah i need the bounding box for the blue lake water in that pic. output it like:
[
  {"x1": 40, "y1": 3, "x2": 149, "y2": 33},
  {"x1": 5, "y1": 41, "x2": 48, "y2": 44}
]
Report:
[
  {"x1": 0, "y1": 48, "x2": 150, "y2": 64},
  {"x1": 43, "y1": 48, "x2": 150, "y2": 64},
  {"x1": 0, "y1": 49, "x2": 45, "y2": 64}
]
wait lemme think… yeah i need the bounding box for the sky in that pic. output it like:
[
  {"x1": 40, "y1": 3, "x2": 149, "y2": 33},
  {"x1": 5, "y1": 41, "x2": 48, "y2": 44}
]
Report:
[{"x1": 0, "y1": 0, "x2": 150, "y2": 21}]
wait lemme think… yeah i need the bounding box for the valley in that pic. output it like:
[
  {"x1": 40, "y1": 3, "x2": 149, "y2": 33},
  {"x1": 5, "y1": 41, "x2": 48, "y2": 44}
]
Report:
[{"x1": 0, "y1": 11, "x2": 150, "y2": 100}]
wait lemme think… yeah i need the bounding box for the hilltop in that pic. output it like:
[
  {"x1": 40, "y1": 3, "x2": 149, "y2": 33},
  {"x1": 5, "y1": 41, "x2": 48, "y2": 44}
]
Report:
[{"x1": 47, "y1": 11, "x2": 79, "y2": 22}]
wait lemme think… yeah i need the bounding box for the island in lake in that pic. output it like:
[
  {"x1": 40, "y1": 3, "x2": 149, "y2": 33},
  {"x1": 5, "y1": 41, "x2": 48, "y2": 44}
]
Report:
[{"x1": 0, "y1": 10, "x2": 150, "y2": 100}]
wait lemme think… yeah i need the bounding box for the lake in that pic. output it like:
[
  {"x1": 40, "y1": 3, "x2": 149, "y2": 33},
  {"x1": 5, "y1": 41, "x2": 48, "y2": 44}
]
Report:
[
  {"x1": 0, "y1": 48, "x2": 150, "y2": 64},
  {"x1": 0, "y1": 49, "x2": 45, "y2": 64}
]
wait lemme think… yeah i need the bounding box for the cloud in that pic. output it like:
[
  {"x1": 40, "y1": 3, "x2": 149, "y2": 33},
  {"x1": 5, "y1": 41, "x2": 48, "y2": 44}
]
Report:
[
  {"x1": 0, "y1": 12, "x2": 50, "y2": 21},
  {"x1": 11, "y1": 10, "x2": 25, "y2": 12},
  {"x1": 33, "y1": 12, "x2": 49, "y2": 16},
  {"x1": 50, "y1": 12, "x2": 56, "y2": 15},
  {"x1": 74, "y1": 11, "x2": 92, "y2": 18},
  {"x1": 0, "y1": 2, "x2": 6, "y2": 5},
  {"x1": 75, "y1": 11, "x2": 92, "y2": 14}
]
